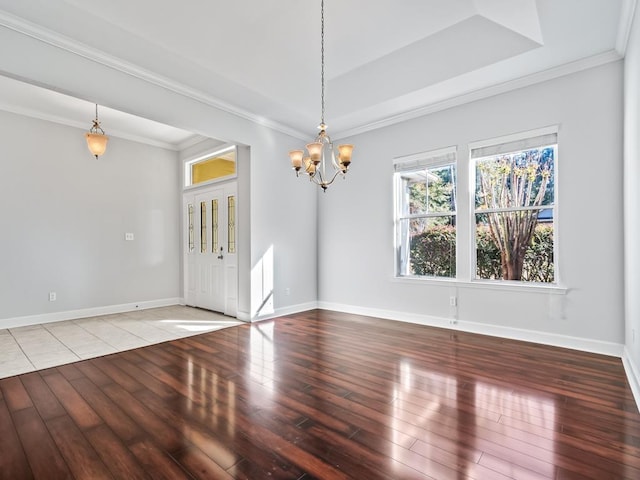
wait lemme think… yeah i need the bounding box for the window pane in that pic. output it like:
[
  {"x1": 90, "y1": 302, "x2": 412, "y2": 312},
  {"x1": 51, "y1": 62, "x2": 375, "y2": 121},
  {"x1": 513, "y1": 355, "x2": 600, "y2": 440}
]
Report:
[
  {"x1": 187, "y1": 147, "x2": 237, "y2": 187},
  {"x1": 475, "y1": 213, "x2": 501, "y2": 280},
  {"x1": 188, "y1": 203, "x2": 194, "y2": 253},
  {"x1": 192, "y1": 157, "x2": 236, "y2": 184},
  {"x1": 404, "y1": 216, "x2": 456, "y2": 278},
  {"x1": 401, "y1": 165, "x2": 456, "y2": 216},
  {"x1": 429, "y1": 165, "x2": 456, "y2": 213},
  {"x1": 228, "y1": 196, "x2": 236, "y2": 254},
  {"x1": 475, "y1": 146, "x2": 554, "y2": 210},
  {"x1": 475, "y1": 211, "x2": 554, "y2": 282},
  {"x1": 200, "y1": 201, "x2": 207, "y2": 253},
  {"x1": 212, "y1": 199, "x2": 219, "y2": 254},
  {"x1": 474, "y1": 141, "x2": 556, "y2": 284}
]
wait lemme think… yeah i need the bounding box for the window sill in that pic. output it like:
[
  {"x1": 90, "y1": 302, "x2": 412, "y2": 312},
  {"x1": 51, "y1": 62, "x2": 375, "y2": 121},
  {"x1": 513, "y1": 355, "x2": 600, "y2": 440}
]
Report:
[{"x1": 391, "y1": 276, "x2": 568, "y2": 295}]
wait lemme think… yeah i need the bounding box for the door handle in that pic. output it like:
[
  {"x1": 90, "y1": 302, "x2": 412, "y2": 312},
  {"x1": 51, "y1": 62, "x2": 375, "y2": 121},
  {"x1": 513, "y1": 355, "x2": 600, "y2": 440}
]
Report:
[{"x1": 217, "y1": 247, "x2": 224, "y2": 260}]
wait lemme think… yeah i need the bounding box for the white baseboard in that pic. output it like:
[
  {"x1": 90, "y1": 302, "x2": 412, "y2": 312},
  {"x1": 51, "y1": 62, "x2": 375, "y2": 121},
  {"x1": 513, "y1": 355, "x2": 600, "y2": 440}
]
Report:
[
  {"x1": 176, "y1": 298, "x2": 314, "y2": 323},
  {"x1": 318, "y1": 301, "x2": 452, "y2": 329},
  {"x1": 176, "y1": 301, "x2": 319, "y2": 323},
  {"x1": 317, "y1": 301, "x2": 624, "y2": 357},
  {"x1": 622, "y1": 348, "x2": 640, "y2": 413},
  {"x1": 456, "y1": 318, "x2": 624, "y2": 357},
  {"x1": 252, "y1": 301, "x2": 319, "y2": 323},
  {"x1": 0, "y1": 298, "x2": 182, "y2": 329},
  {"x1": 177, "y1": 298, "x2": 251, "y2": 322}
]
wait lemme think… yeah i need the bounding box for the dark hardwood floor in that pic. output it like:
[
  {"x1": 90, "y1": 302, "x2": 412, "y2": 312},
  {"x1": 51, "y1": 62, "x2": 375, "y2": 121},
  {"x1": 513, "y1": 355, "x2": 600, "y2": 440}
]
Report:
[{"x1": 1, "y1": 309, "x2": 639, "y2": 479}]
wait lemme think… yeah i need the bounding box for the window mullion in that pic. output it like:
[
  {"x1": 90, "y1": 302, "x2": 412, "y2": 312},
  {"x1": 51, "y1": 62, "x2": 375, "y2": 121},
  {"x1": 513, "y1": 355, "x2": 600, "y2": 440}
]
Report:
[
  {"x1": 474, "y1": 205, "x2": 554, "y2": 215},
  {"x1": 399, "y1": 212, "x2": 457, "y2": 221}
]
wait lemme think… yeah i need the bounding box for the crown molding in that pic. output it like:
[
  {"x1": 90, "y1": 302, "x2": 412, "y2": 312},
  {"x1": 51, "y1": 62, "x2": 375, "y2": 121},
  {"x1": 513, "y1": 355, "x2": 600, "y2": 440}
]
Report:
[
  {"x1": 616, "y1": 0, "x2": 638, "y2": 55},
  {"x1": 0, "y1": 8, "x2": 628, "y2": 145},
  {"x1": 0, "y1": 10, "x2": 309, "y2": 142},
  {"x1": 176, "y1": 134, "x2": 211, "y2": 152},
  {"x1": 334, "y1": 50, "x2": 622, "y2": 140},
  {"x1": 0, "y1": 102, "x2": 192, "y2": 150}
]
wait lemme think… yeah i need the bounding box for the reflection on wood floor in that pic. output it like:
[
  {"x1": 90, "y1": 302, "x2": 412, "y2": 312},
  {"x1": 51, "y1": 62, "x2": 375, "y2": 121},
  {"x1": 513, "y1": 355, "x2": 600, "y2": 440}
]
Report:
[{"x1": 1, "y1": 309, "x2": 638, "y2": 479}]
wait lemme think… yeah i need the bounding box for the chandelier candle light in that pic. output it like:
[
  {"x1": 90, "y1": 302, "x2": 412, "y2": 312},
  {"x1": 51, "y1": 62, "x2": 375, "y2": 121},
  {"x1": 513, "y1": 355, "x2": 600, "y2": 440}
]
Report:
[
  {"x1": 85, "y1": 103, "x2": 109, "y2": 159},
  {"x1": 289, "y1": 0, "x2": 354, "y2": 192}
]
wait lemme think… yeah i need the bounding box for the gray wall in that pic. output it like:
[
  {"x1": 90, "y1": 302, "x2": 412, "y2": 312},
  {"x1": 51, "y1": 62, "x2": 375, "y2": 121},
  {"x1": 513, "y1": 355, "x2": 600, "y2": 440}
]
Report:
[
  {"x1": 0, "y1": 18, "x2": 319, "y2": 325},
  {"x1": 318, "y1": 61, "x2": 624, "y2": 352},
  {"x1": 624, "y1": 4, "x2": 640, "y2": 393},
  {"x1": 0, "y1": 110, "x2": 180, "y2": 321}
]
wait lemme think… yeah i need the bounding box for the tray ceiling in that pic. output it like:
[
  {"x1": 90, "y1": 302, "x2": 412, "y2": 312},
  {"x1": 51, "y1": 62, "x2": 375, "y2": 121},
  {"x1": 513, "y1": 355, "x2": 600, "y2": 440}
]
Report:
[{"x1": 0, "y1": 0, "x2": 632, "y2": 144}]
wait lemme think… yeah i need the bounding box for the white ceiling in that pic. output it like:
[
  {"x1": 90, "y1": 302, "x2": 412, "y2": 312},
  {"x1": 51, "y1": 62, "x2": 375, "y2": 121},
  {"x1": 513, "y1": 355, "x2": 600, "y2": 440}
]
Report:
[{"x1": 0, "y1": 0, "x2": 634, "y2": 147}]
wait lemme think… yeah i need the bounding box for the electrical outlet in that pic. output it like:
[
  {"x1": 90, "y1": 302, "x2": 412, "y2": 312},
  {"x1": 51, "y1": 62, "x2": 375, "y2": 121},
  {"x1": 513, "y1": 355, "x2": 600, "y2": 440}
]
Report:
[
  {"x1": 125, "y1": 233, "x2": 135, "y2": 241},
  {"x1": 448, "y1": 319, "x2": 457, "y2": 325},
  {"x1": 285, "y1": 288, "x2": 291, "y2": 296},
  {"x1": 49, "y1": 292, "x2": 56, "y2": 302},
  {"x1": 449, "y1": 296, "x2": 457, "y2": 307}
]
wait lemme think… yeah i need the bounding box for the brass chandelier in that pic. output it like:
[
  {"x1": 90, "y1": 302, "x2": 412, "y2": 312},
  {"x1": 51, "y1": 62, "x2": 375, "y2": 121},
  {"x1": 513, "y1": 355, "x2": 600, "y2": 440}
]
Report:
[{"x1": 288, "y1": 0, "x2": 354, "y2": 192}]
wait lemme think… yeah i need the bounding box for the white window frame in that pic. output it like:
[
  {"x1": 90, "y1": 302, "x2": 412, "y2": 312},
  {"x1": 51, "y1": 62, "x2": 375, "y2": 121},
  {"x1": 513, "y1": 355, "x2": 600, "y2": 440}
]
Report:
[
  {"x1": 393, "y1": 146, "x2": 457, "y2": 279},
  {"x1": 469, "y1": 126, "x2": 559, "y2": 285}
]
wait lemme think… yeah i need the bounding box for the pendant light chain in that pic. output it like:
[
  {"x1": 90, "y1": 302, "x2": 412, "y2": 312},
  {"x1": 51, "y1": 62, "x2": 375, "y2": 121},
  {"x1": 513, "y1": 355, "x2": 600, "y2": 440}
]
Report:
[{"x1": 320, "y1": 0, "x2": 325, "y2": 126}]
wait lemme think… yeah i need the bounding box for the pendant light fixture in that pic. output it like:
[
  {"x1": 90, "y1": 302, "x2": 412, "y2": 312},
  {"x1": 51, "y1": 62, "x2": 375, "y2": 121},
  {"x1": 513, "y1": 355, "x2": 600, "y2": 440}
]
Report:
[
  {"x1": 288, "y1": 0, "x2": 354, "y2": 192},
  {"x1": 85, "y1": 104, "x2": 109, "y2": 159}
]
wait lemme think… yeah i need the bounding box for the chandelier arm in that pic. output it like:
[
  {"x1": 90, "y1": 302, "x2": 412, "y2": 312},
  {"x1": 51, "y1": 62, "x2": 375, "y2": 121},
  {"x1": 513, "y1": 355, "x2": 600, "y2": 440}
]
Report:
[
  {"x1": 309, "y1": 170, "x2": 324, "y2": 186},
  {"x1": 307, "y1": 168, "x2": 341, "y2": 192},
  {"x1": 329, "y1": 143, "x2": 341, "y2": 171},
  {"x1": 320, "y1": 168, "x2": 344, "y2": 189}
]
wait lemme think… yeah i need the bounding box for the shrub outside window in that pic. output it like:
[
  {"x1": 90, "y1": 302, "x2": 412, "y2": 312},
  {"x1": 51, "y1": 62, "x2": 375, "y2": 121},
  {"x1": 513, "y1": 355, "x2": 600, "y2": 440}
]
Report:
[
  {"x1": 471, "y1": 130, "x2": 557, "y2": 283},
  {"x1": 394, "y1": 148, "x2": 457, "y2": 278}
]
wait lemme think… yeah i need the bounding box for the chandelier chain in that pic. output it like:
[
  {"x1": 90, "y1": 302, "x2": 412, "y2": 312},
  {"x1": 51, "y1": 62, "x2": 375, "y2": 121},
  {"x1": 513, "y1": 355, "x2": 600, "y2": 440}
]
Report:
[{"x1": 320, "y1": 0, "x2": 325, "y2": 126}]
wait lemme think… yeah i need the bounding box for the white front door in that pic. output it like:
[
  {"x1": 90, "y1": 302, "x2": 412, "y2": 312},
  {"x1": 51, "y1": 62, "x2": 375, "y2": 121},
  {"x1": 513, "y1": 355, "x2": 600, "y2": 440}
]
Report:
[{"x1": 184, "y1": 183, "x2": 237, "y2": 316}]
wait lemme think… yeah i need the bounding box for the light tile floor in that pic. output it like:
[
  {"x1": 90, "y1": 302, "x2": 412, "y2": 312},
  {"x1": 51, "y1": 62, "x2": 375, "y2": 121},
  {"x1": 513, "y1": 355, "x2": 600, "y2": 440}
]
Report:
[{"x1": 0, "y1": 305, "x2": 242, "y2": 379}]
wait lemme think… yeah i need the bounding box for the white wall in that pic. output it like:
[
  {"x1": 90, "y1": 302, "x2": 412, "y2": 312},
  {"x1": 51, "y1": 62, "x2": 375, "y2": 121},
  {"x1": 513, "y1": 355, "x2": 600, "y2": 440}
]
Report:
[
  {"x1": 0, "y1": 22, "x2": 318, "y2": 324},
  {"x1": 319, "y1": 61, "x2": 624, "y2": 353},
  {"x1": 0, "y1": 110, "x2": 181, "y2": 324},
  {"x1": 624, "y1": 3, "x2": 640, "y2": 400}
]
